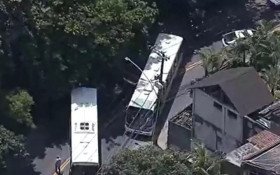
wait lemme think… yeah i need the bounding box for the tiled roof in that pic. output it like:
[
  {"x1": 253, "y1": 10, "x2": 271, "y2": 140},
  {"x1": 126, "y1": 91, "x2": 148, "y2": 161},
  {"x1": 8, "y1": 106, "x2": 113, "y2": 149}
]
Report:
[
  {"x1": 226, "y1": 143, "x2": 258, "y2": 167},
  {"x1": 247, "y1": 130, "x2": 280, "y2": 150},
  {"x1": 226, "y1": 130, "x2": 280, "y2": 167}
]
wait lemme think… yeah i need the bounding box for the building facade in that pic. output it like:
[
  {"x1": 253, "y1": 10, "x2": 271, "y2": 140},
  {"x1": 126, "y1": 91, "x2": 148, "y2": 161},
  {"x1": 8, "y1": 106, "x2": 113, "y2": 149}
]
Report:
[
  {"x1": 190, "y1": 67, "x2": 274, "y2": 153},
  {"x1": 192, "y1": 87, "x2": 243, "y2": 153}
]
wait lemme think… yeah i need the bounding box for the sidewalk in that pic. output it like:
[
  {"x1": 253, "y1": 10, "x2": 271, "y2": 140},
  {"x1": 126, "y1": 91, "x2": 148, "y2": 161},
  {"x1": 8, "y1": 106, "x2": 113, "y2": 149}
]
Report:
[{"x1": 157, "y1": 56, "x2": 204, "y2": 150}]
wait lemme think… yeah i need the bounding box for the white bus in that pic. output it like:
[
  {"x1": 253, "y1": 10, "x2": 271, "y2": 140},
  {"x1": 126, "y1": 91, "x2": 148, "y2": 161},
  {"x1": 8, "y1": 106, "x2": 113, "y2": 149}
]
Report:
[
  {"x1": 125, "y1": 33, "x2": 184, "y2": 136},
  {"x1": 70, "y1": 87, "x2": 100, "y2": 174}
]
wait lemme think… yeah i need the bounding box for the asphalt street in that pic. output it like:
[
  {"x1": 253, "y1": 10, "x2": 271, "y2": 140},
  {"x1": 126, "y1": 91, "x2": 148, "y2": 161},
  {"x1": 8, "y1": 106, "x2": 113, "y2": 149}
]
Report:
[
  {"x1": 60, "y1": 42, "x2": 221, "y2": 174},
  {"x1": 0, "y1": 40, "x2": 222, "y2": 175}
]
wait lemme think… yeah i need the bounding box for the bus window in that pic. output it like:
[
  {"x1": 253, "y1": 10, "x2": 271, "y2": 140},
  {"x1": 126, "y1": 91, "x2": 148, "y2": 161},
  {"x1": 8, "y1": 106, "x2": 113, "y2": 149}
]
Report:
[{"x1": 80, "y1": 122, "x2": 89, "y2": 130}]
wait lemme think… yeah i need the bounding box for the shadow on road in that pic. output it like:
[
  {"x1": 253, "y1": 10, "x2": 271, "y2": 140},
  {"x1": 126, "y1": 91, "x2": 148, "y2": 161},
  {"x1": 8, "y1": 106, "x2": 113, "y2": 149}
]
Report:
[
  {"x1": 3, "y1": 97, "x2": 70, "y2": 175},
  {"x1": 3, "y1": 1, "x2": 279, "y2": 174}
]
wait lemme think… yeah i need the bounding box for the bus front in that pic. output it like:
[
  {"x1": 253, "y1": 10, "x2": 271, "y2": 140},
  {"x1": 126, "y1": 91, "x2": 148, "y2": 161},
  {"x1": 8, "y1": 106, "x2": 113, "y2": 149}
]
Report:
[{"x1": 125, "y1": 99, "x2": 156, "y2": 136}]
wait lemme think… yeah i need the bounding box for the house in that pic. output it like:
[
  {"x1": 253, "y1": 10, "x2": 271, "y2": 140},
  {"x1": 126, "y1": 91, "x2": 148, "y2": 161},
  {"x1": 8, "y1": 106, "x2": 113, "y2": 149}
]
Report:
[
  {"x1": 246, "y1": 100, "x2": 280, "y2": 137},
  {"x1": 168, "y1": 105, "x2": 192, "y2": 151},
  {"x1": 225, "y1": 130, "x2": 280, "y2": 175},
  {"x1": 189, "y1": 67, "x2": 274, "y2": 153}
]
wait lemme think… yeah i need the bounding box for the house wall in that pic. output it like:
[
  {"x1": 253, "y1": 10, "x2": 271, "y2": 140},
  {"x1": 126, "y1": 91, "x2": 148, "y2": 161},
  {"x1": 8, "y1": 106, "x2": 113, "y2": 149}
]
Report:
[
  {"x1": 242, "y1": 164, "x2": 275, "y2": 175},
  {"x1": 167, "y1": 120, "x2": 191, "y2": 151},
  {"x1": 192, "y1": 88, "x2": 243, "y2": 153},
  {"x1": 221, "y1": 161, "x2": 243, "y2": 175}
]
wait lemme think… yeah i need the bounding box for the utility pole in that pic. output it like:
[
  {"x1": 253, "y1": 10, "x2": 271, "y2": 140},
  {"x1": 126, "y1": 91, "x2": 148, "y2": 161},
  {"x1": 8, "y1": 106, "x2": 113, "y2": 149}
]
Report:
[
  {"x1": 151, "y1": 48, "x2": 168, "y2": 145},
  {"x1": 159, "y1": 56, "x2": 164, "y2": 84},
  {"x1": 152, "y1": 47, "x2": 168, "y2": 84}
]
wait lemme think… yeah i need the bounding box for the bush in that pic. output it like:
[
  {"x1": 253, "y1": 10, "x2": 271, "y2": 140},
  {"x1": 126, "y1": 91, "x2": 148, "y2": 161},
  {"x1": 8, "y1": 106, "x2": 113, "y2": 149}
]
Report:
[{"x1": 6, "y1": 89, "x2": 35, "y2": 128}]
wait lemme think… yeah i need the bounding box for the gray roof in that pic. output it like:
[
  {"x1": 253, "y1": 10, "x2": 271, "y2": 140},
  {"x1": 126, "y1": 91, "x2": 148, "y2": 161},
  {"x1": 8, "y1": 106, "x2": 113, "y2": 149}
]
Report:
[
  {"x1": 245, "y1": 143, "x2": 280, "y2": 174},
  {"x1": 191, "y1": 67, "x2": 274, "y2": 116},
  {"x1": 226, "y1": 130, "x2": 280, "y2": 169}
]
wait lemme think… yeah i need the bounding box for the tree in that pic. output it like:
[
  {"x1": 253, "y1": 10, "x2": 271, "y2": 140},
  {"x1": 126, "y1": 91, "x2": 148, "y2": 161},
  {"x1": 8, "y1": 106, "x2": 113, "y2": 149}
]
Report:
[
  {"x1": 230, "y1": 20, "x2": 280, "y2": 71},
  {"x1": 190, "y1": 145, "x2": 224, "y2": 175},
  {"x1": 231, "y1": 38, "x2": 251, "y2": 65},
  {"x1": 102, "y1": 145, "x2": 223, "y2": 175},
  {"x1": 6, "y1": 89, "x2": 35, "y2": 127},
  {"x1": 261, "y1": 64, "x2": 280, "y2": 96},
  {"x1": 4, "y1": 0, "x2": 158, "y2": 109},
  {"x1": 0, "y1": 125, "x2": 26, "y2": 169},
  {"x1": 198, "y1": 47, "x2": 226, "y2": 76},
  {"x1": 0, "y1": 0, "x2": 160, "y2": 125},
  {"x1": 222, "y1": 20, "x2": 280, "y2": 96},
  {"x1": 102, "y1": 146, "x2": 192, "y2": 175}
]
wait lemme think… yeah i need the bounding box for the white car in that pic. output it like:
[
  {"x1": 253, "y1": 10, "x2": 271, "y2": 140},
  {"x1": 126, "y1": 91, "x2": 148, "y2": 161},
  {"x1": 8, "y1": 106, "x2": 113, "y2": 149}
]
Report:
[{"x1": 222, "y1": 29, "x2": 255, "y2": 47}]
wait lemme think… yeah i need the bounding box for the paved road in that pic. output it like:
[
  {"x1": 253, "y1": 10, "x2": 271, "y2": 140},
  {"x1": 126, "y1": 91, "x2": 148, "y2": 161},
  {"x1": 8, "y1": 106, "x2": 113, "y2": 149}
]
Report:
[
  {"x1": 59, "y1": 96, "x2": 152, "y2": 174},
  {"x1": 156, "y1": 40, "x2": 223, "y2": 149},
  {"x1": 6, "y1": 0, "x2": 269, "y2": 173},
  {"x1": 29, "y1": 41, "x2": 222, "y2": 175},
  {"x1": 157, "y1": 59, "x2": 204, "y2": 149},
  {"x1": 1, "y1": 40, "x2": 222, "y2": 175},
  {"x1": 60, "y1": 50, "x2": 211, "y2": 174}
]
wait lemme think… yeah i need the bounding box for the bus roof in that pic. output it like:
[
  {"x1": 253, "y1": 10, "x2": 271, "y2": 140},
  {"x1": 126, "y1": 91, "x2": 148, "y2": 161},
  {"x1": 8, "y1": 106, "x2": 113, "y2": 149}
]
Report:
[
  {"x1": 128, "y1": 33, "x2": 183, "y2": 111},
  {"x1": 71, "y1": 87, "x2": 99, "y2": 165}
]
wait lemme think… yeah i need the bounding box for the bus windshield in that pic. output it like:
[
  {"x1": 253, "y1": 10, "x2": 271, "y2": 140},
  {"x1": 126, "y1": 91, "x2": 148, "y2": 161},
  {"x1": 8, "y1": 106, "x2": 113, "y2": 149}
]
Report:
[{"x1": 125, "y1": 106, "x2": 155, "y2": 132}]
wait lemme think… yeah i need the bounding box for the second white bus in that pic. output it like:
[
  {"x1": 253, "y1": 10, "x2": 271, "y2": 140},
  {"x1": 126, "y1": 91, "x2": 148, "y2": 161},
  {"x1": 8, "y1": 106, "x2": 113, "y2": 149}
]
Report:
[{"x1": 125, "y1": 33, "x2": 184, "y2": 136}]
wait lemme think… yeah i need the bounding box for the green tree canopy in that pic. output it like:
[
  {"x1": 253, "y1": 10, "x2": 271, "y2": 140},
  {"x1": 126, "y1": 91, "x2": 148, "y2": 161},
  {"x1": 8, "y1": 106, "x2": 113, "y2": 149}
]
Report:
[
  {"x1": 29, "y1": 0, "x2": 158, "y2": 89},
  {"x1": 6, "y1": 89, "x2": 35, "y2": 127},
  {"x1": 199, "y1": 20, "x2": 280, "y2": 98},
  {"x1": 0, "y1": 0, "x2": 158, "y2": 99},
  {"x1": 102, "y1": 145, "x2": 223, "y2": 175},
  {"x1": 0, "y1": 125, "x2": 25, "y2": 169}
]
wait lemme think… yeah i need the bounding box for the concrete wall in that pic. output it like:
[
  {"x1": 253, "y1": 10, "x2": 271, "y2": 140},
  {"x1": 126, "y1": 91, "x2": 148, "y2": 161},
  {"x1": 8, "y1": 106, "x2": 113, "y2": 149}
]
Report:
[
  {"x1": 225, "y1": 108, "x2": 243, "y2": 141},
  {"x1": 221, "y1": 161, "x2": 243, "y2": 175},
  {"x1": 194, "y1": 117, "x2": 217, "y2": 150},
  {"x1": 193, "y1": 88, "x2": 224, "y2": 129},
  {"x1": 167, "y1": 121, "x2": 191, "y2": 151},
  {"x1": 192, "y1": 88, "x2": 243, "y2": 153}
]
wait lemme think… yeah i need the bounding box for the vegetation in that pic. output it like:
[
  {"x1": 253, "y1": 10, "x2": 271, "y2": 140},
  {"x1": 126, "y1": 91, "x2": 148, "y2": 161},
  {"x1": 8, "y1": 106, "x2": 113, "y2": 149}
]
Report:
[
  {"x1": 198, "y1": 48, "x2": 226, "y2": 76},
  {"x1": 0, "y1": 0, "x2": 279, "y2": 172},
  {"x1": 199, "y1": 20, "x2": 280, "y2": 98},
  {"x1": 0, "y1": 0, "x2": 158, "y2": 169},
  {"x1": 0, "y1": 125, "x2": 26, "y2": 169},
  {"x1": 102, "y1": 145, "x2": 224, "y2": 175},
  {"x1": 6, "y1": 89, "x2": 35, "y2": 128}
]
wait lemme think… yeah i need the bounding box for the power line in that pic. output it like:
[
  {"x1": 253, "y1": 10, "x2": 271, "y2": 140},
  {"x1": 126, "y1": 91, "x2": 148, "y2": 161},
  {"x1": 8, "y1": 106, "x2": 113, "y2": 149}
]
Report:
[
  {"x1": 114, "y1": 79, "x2": 192, "y2": 162},
  {"x1": 96, "y1": 36, "x2": 184, "y2": 174},
  {"x1": 96, "y1": 89, "x2": 155, "y2": 174},
  {"x1": 128, "y1": 103, "x2": 158, "y2": 146},
  {"x1": 96, "y1": 102, "x2": 158, "y2": 175},
  {"x1": 121, "y1": 102, "x2": 157, "y2": 149}
]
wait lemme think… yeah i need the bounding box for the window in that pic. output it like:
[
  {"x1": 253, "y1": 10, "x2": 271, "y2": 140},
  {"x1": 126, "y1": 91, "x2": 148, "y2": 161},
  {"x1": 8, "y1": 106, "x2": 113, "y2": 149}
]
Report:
[
  {"x1": 217, "y1": 131, "x2": 222, "y2": 138},
  {"x1": 80, "y1": 122, "x2": 89, "y2": 130},
  {"x1": 216, "y1": 135, "x2": 222, "y2": 143},
  {"x1": 228, "y1": 110, "x2": 237, "y2": 119},
  {"x1": 213, "y1": 101, "x2": 222, "y2": 111}
]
